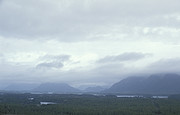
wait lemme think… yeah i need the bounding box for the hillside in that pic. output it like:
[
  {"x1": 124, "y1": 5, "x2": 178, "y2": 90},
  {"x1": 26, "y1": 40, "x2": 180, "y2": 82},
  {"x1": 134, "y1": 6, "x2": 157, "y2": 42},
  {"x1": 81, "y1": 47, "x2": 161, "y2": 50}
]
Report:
[
  {"x1": 4, "y1": 83, "x2": 39, "y2": 91},
  {"x1": 105, "y1": 73, "x2": 180, "y2": 94},
  {"x1": 32, "y1": 83, "x2": 80, "y2": 94}
]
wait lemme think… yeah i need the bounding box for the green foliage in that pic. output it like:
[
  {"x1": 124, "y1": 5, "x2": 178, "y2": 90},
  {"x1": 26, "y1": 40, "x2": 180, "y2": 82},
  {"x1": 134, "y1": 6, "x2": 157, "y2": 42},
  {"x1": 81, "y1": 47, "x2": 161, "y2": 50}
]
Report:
[{"x1": 0, "y1": 93, "x2": 180, "y2": 115}]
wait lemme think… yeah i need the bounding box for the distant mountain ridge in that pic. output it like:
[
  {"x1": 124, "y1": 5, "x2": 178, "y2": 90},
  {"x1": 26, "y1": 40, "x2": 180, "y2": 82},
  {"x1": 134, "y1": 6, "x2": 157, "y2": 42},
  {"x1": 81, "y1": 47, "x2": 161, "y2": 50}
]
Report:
[
  {"x1": 105, "y1": 73, "x2": 180, "y2": 94},
  {"x1": 32, "y1": 83, "x2": 80, "y2": 94},
  {"x1": 4, "y1": 83, "x2": 39, "y2": 91},
  {"x1": 4, "y1": 73, "x2": 180, "y2": 94},
  {"x1": 83, "y1": 86, "x2": 105, "y2": 93}
]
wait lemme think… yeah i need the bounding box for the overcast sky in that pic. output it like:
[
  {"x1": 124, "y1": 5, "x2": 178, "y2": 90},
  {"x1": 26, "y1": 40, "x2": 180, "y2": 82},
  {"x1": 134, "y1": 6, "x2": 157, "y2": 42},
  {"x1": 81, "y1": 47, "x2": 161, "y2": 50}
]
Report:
[{"x1": 0, "y1": 0, "x2": 180, "y2": 88}]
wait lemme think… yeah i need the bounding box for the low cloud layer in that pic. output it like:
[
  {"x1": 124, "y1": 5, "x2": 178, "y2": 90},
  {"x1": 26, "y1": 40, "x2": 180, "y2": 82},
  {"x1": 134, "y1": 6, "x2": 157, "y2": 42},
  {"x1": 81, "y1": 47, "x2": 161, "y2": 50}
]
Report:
[
  {"x1": 97, "y1": 52, "x2": 151, "y2": 63},
  {"x1": 146, "y1": 58, "x2": 180, "y2": 74},
  {"x1": 40, "y1": 55, "x2": 70, "y2": 62},
  {"x1": 36, "y1": 54, "x2": 71, "y2": 69},
  {"x1": 36, "y1": 62, "x2": 64, "y2": 69}
]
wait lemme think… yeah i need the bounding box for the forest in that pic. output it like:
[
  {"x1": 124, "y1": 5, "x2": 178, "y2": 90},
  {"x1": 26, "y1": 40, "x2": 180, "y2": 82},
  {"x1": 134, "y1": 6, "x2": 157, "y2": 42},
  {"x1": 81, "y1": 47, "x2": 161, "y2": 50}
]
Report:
[{"x1": 0, "y1": 93, "x2": 180, "y2": 115}]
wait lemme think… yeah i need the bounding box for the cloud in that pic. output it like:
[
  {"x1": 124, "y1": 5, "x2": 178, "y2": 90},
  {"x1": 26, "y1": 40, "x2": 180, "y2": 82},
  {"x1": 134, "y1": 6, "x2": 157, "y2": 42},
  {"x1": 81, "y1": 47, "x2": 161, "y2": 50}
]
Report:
[
  {"x1": 0, "y1": 53, "x2": 3, "y2": 57},
  {"x1": 36, "y1": 62, "x2": 64, "y2": 69},
  {"x1": 0, "y1": 53, "x2": 4, "y2": 63},
  {"x1": 40, "y1": 54, "x2": 71, "y2": 62},
  {"x1": 146, "y1": 58, "x2": 180, "y2": 73},
  {"x1": 97, "y1": 52, "x2": 151, "y2": 63},
  {"x1": 0, "y1": 0, "x2": 180, "y2": 87},
  {"x1": 36, "y1": 54, "x2": 71, "y2": 69},
  {"x1": 0, "y1": 0, "x2": 180, "y2": 42}
]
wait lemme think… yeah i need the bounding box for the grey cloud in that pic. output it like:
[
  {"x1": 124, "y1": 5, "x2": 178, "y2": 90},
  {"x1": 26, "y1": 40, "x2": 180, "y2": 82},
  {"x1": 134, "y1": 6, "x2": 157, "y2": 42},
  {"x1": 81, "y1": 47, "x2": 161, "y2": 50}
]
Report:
[
  {"x1": 97, "y1": 52, "x2": 151, "y2": 63},
  {"x1": 0, "y1": 53, "x2": 4, "y2": 63},
  {"x1": 3, "y1": 56, "x2": 180, "y2": 88},
  {"x1": 0, "y1": 58, "x2": 144, "y2": 87},
  {"x1": 0, "y1": 53, "x2": 3, "y2": 57},
  {"x1": 92, "y1": 57, "x2": 180, "y2": 84},
  {"x1": 90, "y1": 58, "x2": 180, "y2": 83},
  {"x1": 93, "y1": 63, "x2": 124, "y2": 74},
  {"x1": 0, "y1": 62, "x2": 31, "y2": 81},
  {"x1": 0, "y1": 0, "x2": 180, "y2": 42},
  {"x1": 81, "y1": 62, "x2": 141, "y2": 85},
  {"x1": 36, "y1": 54, "x2": 70, "y2": 69},
  {"x1": 146, "y1": 58, "x2": 180, "y2": 73},
  {"x1": 36, "y1": 62, "x2": 64, "y2": 69},
  {"x1": 90, "y1": 0, "x2": 180, "y2": 18},
  {"x1": 40, "y1": 54, "x2": 71, "y2": 62}
]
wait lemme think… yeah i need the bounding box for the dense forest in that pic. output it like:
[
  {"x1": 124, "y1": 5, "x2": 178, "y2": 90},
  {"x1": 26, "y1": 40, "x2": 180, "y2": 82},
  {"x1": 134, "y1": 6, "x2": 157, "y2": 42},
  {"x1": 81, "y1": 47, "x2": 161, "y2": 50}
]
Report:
[{"x1": 0, "y1": 93, "x2": 180, "y2": 115}]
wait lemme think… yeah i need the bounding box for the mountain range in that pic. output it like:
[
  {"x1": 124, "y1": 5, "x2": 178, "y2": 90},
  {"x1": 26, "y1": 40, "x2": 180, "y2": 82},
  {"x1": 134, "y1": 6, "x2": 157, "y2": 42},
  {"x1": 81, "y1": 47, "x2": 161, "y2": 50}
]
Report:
[
  {"x1": 4, "y1": 83, "x2": 39, "y2": 92},
  {"x1": 104, "y1": 73, "x2": 180, "y2": 94},
  {"x1": 3, "y1": 73, "x2": 180, "y2": 94},
  {"x1": 3, "y1": 83, "x2": 80, "y2": 94},
  {"x1": 32, "y1": 83, "x2": 80, "y2": 94}
]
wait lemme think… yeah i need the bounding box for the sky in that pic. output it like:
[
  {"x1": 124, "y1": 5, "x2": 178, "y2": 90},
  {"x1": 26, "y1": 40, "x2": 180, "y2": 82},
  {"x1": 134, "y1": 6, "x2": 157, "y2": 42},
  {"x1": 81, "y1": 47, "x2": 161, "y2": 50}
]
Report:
[{"x1": 0, "y1": 0, "x2": 180, "y2": 88}]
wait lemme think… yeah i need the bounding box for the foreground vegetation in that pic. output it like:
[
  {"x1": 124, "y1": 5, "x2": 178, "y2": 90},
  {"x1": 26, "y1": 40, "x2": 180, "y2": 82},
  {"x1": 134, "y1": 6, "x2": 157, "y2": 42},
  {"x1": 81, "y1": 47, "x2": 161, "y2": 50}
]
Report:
[{"x1": 0, "y1": 93, "x2": 180, "y2": 115}]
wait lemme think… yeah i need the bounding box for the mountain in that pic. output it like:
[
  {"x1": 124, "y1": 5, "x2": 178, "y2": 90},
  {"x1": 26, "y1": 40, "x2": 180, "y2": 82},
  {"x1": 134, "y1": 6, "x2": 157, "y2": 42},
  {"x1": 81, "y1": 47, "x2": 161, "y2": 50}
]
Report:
[
  {"x1": 4, "y1": 83, "x2": 39, "y2": 92},
  {"x1": 105, "y1": 73, "x2": 180, "y2": 94},
  {"x1": 83, "y1": 86, "x2": 105, "y2": 93},
  {"x1": 32, "y1": 83, "x2": 80, "y2": 94}
]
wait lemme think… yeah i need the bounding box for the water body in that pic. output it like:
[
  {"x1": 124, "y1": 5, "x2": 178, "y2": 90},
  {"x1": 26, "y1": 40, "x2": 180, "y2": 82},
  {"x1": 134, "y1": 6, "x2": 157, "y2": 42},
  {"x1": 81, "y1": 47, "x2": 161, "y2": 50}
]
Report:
[
  {"x1": 152, "y1": 96, "x2": 168, "y2": 99},
  {"x1": 40, "y1": 102, "x2": 56, "y2": 105},
  {"x1": 116, "y1": 95, "x2": 168, "y2": 98},
  {"x1": 116, "y1": 95, "x2": 143, "y2": 98}
]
